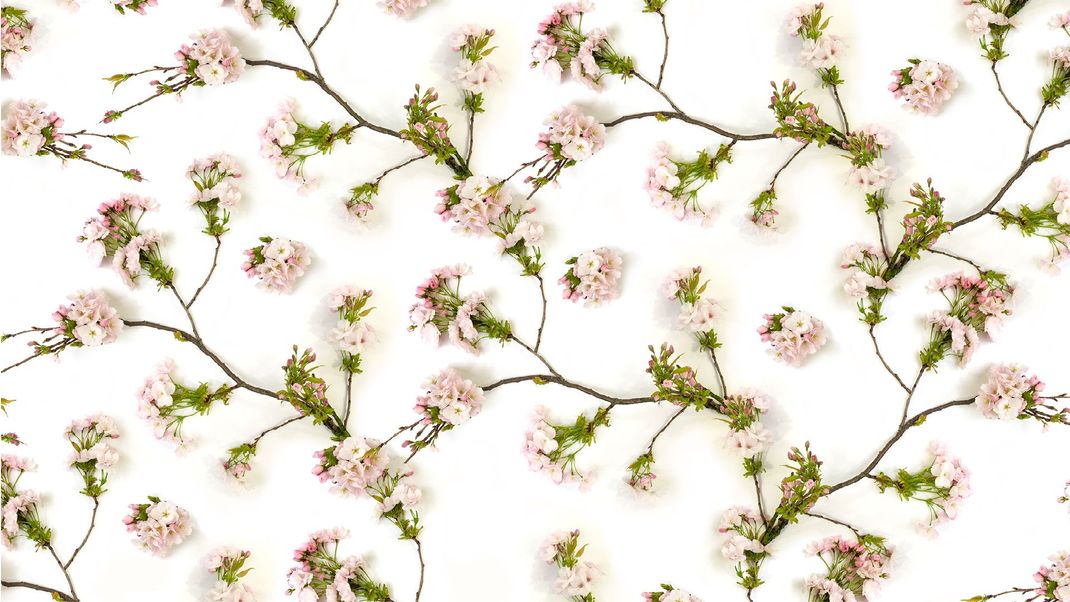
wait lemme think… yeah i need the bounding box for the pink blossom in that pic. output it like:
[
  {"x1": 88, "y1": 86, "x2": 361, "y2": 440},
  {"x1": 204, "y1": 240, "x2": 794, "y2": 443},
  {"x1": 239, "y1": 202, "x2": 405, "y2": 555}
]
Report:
[
  {"x1": 242, "y1": 236, "x2": 311, "y2": 293},
  {"x1": 560, "y1": 247, "x2": 622, "y2": 306}
]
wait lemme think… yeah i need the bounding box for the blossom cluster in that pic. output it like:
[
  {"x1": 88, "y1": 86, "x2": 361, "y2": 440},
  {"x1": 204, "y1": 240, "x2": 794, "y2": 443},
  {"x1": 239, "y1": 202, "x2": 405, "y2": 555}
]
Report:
[
  {"x1": 279, "y1": 347, "x2": 345, "y2": 436},
  {"x1": 80, "y1": 193, "x2": 172, "y2": 288},
  {"x1": 804, "y1": 535, "x2": 892, "y2": 602},
  {"x1": 961, "y1": 0, "x2": 1019, "y2": 62},
  {"x1": 643, "y1": 586, "x2": 703, "y2": 602},
  {"x1": 451, "y1": 25, "x2": 499, "y2": 107},
  {"x1": 531, "y1": 1, "x2": 633, "y2": 90},
  {"x1": 1034, "y1": 551, "x2": 1070, "y2": 602},
  {"x1": 785, "y1": 3, "x2": 845, "y2": 83},
  {"x1": 717, "y1": 506, "x2": 767, "y2": 588},
  {"x1": 721, "y1": 390, "x2": 773, "y2": 475},
  {"x1": 137, "y1": 360, "x2": 233, "y2": 452},
  {"x1": 662, "y1": 266, "x2": 723, "y2": 347},
  {"x1": 435, "y1": 175, "x2": 545, "y2": 275},
  {"x1": 889, "y1": 59, "x2": 959, "y2": 115},
  {"x1": 241, "y1": 236, "x2": 311, "y2": 293},
  {"x1": 400, "y1": 86, "x2": 463, "y2": 169},
  {"x1": 769, "y1": 80, "x2": 836, "y2": 146},
  {"x1": 204, "y1": 546, "x2": 257, "y2": 601},
  {"x1": 844, "y1": 125, "x2": 894, "y2": 198},
  {"x1": 408, "y1": 264, "x2": 511, "y2": 354},
  {"x1": 328, "y1": 286, "x2": 376, "y2": 374},
  {"x1": 976, "y1": 363, "x2": 1066, "y2": 425},
  {"x1": 1, "y1": 455, "x2": 49, "y2": 550},
  {"x1": 123, "y1": 496, "x2": 193, "y2": 556},
  {"x1": 645, "y1": 142, "x2": 731, "y2": 224},
  {"x1": 379, "y1": 0, "x2": 428, "y2": 19},
  {"x1": 921, "y1": 271, "x2": 1012, "y2": 368},
  {"x1": 1, "y1": 7, "x2": 33, "y2": 75},
  {"x1": 258, "y1": 98, "x2": 356, "y2": 193},
  {"x1": 560, "y1": 247, "x2": 622, "y2": 306},
  {"x1": 178, "y1": 29, "x2": 244, "y2": 86},
  {"x1": 525, "y1": 406, "x2": 608, "y2": 486},
  {"x1": 840, "y1": 242, "x2": 889, "y2": 299},
  {"x1": 41, "y1": 289, "x2": 124, "y2": 352},
  {"x1": 1, "y1": 99, "x2": 60, "y2": 157},
  {"x1": 541, "y1": 529, "x2": 600, "y2": 600},
  {"x1": 874, "y1": 441, "x2": 972, "y2": 537},
  {"x1": 531, "y1": 104, "x2": 605, "y2": 191},
  {"x1": 286, "y1": 528, "x2": 392, "y2": 601},
  {"x1": 65, "y1": 414, "x2": 120, "y2": 498},
  {"x1": 757, "y1": 307, "x2": 827, "y2": 365},
  {"x1": 188, "y1": 153, "x2": 242, "y2": 237},
  {"x1": 408, "y1": 368, "x2": 485, "y2": 453}
]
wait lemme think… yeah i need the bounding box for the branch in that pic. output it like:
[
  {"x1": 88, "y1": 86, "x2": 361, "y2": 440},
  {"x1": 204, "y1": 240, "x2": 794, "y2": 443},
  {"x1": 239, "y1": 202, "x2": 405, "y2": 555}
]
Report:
[
  {"x1": 990, "y1": 61, "x2": 1031, "y2": 129},
  {"x1": 868, "y1": 325, "x2": 910, "y2": 394},
  {"x1": 250, "y1": 414, "x2": 306, "y2": 447},
  {"x1": 768, "y1": 142, "x2": 809, "y2": 188},
  {"x1": 631, "y1": 70, "x2": 682, "y2": 113},
  {"x1": 64, "y1": 497, "x2": 99, "y2": 569},
  {"x1": 309, "y1": 0, "x2": 340, "y2": 47},
  {"x1": 413, "y1": 537, "x2": 426, "y2": 602},
  {"x1": 167, "y1": 283, "x2": 200, "y2": 340},
  {"x1": 47, "y1": 545, "x2": 78, "y2": 601},
  {"x1": 656, "y1": 10, "x2": 669, "y2": 88},
  {"x1": 533, "y1": 274, "x2": 549, "y2": 352},
  {"x1": 509, "y1": 335, "x2": 559, "y2": 377},
  {"x1": 603, "y1": 110, "x2": 776, "y2": 142},
  {"x1": 123, "y1": 320, "x2": 278, "y2": 399},
  {"x1": 950, "y1": 137, "x2": 1070, "y2": 230},
  {"x1": 829, "y1": 82, "x2": 850, "y2": 135},
  {"x1": 343, "y1": 371, "x2": 354, "y2": 429},
  {"x1": 186, "y1": 235, "x2": 222, "y2": 309}
]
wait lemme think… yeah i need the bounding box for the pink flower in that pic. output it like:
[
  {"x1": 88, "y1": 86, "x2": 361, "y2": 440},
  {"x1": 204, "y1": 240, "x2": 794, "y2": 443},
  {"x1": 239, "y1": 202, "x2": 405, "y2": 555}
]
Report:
[
  {"x1": 975, "y1": 363, "x2": 1044, "y2": 420},
  {"x1": 538, "y1": 104, "x2": 605, "y2": 163},
  {"x1": 379, "y1": 0, "x2": 428, "y2": 18},
  {"x1": 758, "y1": 308, "x2": 828, "y2": 365},
  {"x1": 560, "y1": 247, "x2": 622, "y2": 306},
  {"x1": 242, "y1": 236, "x2": 311, "y2": 293},
  {"x1": 125, "y1": 499, "x2": 193, "y2": 556}
]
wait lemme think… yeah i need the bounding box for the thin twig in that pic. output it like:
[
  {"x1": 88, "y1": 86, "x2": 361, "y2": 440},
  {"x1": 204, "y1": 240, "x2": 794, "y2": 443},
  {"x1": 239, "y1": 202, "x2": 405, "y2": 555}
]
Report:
[
  {"x1": 187, "y1": 236, "x2": 221, "y2": 309},
  {"x1": 656, "y1": 10, "x2": 669, "y2": 88},
  {"x1": 991, "y1": 61, "x2": 1031, "y2": 129},
  {"x1": 123, "y1": 320, "x2": 278, "y2": 399},
  {"x1": 805, "y1": 511, "x2": 862, "y2": 537},
  {"x1": 632, "y1": 70, "x2": 682, "y2": 112},
  {"x1": 413, "y1": 537, "x2": 426, "y2": 602},
  {"x1": 1, "y1": 580, "x2": 76, "y2": 601},
  {"x1": 310, "y1": 0, "x2": 340, "y2": 47},
  {"x1": 47, "y1": 544, "x2": 78, "y2": 601},
  {"x1": 1022, "y1": 104, "x2": 1047, "y2": 162},
  {"x1": 646, "y1": 406, "x2": 687, "y2": 453},
  {"x1": 927, "y1": 248, "x2": 984, "y2": 273},
  {"x1": 375, "y1": 419, "x2": 422, "y2": 452},
  {"x1": 292, "y1": 24, "x2": 322, "y2": 77},
  {"x1": 899, "y1": 368, "x2": 925, "y2": 425},
  {"x1": 250, "y1": 415, "x2": 306, "y2": 447},
  {"x1": 482, "y1": 373, "x2": 656, "y2": 407},
  {"x1": 167, "y1": 284, "x2": 200, "y2": 340},
  {"x1": 465, "y1": 108, "x2": 476, "y2": 164},
  {"x1": 343, "y1": 371, "x2": 354, "y2": 429},
  {"x1": 768, "y1": 142, "x2": 809, "y2": 188},
  {"x1": 829, "y1": 83, "x2": 850, "y2": 135},
  {"x1": 509, "y1": 335, "x2": 560, "y2": 377},
  {"x1": 867, "y1": 325, "x2": 909, "y2": 394},
  {"x1": 706, "y1": 346, "x2": 727, "y2": 396},
  {"x1": 604, "y1": 110, "x2": 776, "y2": 142},
  {"x1": 534, "y1": 274, "x2": 549, "y2": 352},
  {"x1": 374, "y1": 155, "x2": 428, "y2": 185},
  {"x1": 64, "y1": 497, "x2": 99, "y2": 569}
]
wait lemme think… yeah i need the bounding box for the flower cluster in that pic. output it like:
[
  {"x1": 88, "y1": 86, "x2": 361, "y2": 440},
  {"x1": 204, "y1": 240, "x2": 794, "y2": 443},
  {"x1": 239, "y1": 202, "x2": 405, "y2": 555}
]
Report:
[
  {"x1": 662, "y1": 266, "x2": 724, "y2": 349},
  {"x1": 840, "y1": 242, "x2": 889, "y2": 298},
  {"x1": 137, "y1": 360, "x2": 233, "y2": 452},
  {"x1": 1, "y1": 7, "x2": 33, "y2": 75},
  {"x1": 313, "y1": 436, "x2": 388, "y2": 497},
  {"x1": 241, "y1": 236, "x2": 311, "y2": 293},
  {"x1": 1034, "y1": 551, "x2": 1070, "y2": 602},
  {"x1": 278, "y1": 347, "x2": 345, "y2": 436},
  {"x1": 123, "y1": 496, "x2": 193, "y2": 556},
  {"x1": 646, "y1": 344, "x2": 719, "y2": 411},
  {"x1": 717, "y1": 506, "x2": 767, "y2": 588},
  {"x1": 775, "y1": 444, "x2": 829, "y2": 523},
  {"x1": 408, "y1": 369, "x2": 485, "y2": 453},
  {"x1": 1, "y1": 455, "x2": 49, "y2": 549},
  {"x1": 531, "y1": 1, "x2": 634, "y2": 90},
  {"x1": 785, "y1": 3, "x2": 845, "y2": 85},
  {"x1": 400, "y1": 86, "x2": 464, "y2": 171},
  {"x1": 643, "y1": 586, "x2": 702, "y2": 602},
  {"x1": 379, "y1": 0, "x2": 428, "y2": 19},
  {"x1": 258, "y1": 98, "x2": 356, "y2": 193},
  {"x1": 896, "y1": 179, "x2": 951, "y2": 261},
  {"x1": 408, "y1": 264, "x2": 511, "y2": 353},
  {"x1": 204, "y1": 546, "x2": 256, "y2": 601},
  {"x1": 80, "y1": 193, "x2": 172, "y2": 288},
  {"x1": 286, "y1": 528, "x2": 392, "y2": 601},
  {"x1": 65, "y1": 414, "x2": 119, "y2": 498},
  {"x1": 748, "y1": 189, "x2": 780, "y2": 228},
  {"x1": 531, "y1": 104, "x2": 606, "y2": 191},
  {"x1": 435, "y1": 176, "x2": 545, "y2": 275},
  {"x1": 769, "y1": 80, "x2": 836, "y2": 146},
  {"x1": 328, "y1": 286, "x2": 376, "y2": 374},
  {"x1": 889, "y1": 59, "x2": 958, "y2": 115},
  {"x1": 187, "y1": 154, "x2": 242, "y2": 237},
  {"x1": 758, "y1": 307, "x2": 827, "y2": 365},
  {"x1": 874, "y1": 441, "x2": 972, "y2": 537},
  {"x1": 976, "y1": 364, "x2": 1066, "y2": 425},
  {"x1": 451, "y1": 26, "x2": 499, "y2": 111},
  {"x1": 961, "y1": 0, "x2": 1019, "y2": 62},
  {"x1": 844, "y1": 125, "x2": 894, "y2": 200},
  {"x1": 225, "y1": 0, "x2": 299, "y2": 28},
  {"x1": 1047, "y1": 43, "x2": 1070, "y2": 107},
  {"x1": 645, "y1": 142, "x2": 731, "y2": 223},
  {"x1": 995, "y1": 178, "x2": 1070, "y2": 274},
  {"x1": 560, "y1": 247, "x2": 622, "y2": 306},
  {"x1": 804, "y1": 535, "x2": 892, "y2": 602},
  {"x1": 525, "y1": 406, "x2": 609, "y2": 486},
  {"x1": 541, "y1": 529, "x2": 600, "y2": 601},
  {"x1": 921, "y1": 271, "x2": 1012, "y2": 368},
  {"x1": 21, "y1": 290, "x2": 124, "y2": 358},
  {"x1": 721, "y1": 390, "x2": 773, "y2": 476},
  {"x1": 1, "y1": 99, "x2": 140, "y2": 178}
]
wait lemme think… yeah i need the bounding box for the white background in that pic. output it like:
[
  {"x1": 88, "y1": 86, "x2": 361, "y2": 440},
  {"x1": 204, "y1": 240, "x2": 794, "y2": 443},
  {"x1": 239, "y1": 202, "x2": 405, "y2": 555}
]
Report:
[{"x1": 2, "y1": 0, "x2": 1070, "y2": 600}]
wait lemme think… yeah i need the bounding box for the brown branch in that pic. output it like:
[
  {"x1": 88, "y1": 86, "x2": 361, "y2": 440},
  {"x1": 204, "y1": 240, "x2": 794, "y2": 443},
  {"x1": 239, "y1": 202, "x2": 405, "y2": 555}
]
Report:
[
  {"x1": 655, "y1": 10, "x2": 669, "y2": 88},
  {"x1": 186, "y1": 235, "x2": 221, "y2": 309},
  {"x1": 482, "y1": 373, "x2": 655, "y2": 407},
  {"x1": 64, "y1": 497, "x2": 99, "y2": 569},
  {"x1": 2, "y1": 580, "x2": 76, "y2": 601},
  {"x1": 413, "y1": 537, "x2": 426, "y2": 602},
  {"x1": 309, "y1": 0, "x2": 340, "y2": 47},
  {"x1": 868, "y1": 325, "x2": 910, "y2": 394},
  {"x1": 991, "y1": 61, "x2": 1031, "y2": 129},
  {"x1": 533, "y1": 274, "x2": 549, "y2": 352},
  {"x1": 603, "y1": 110, "x2": 776, "y2": 142},
  {"x1": 631, "y1": 70, "x2": 681, "y2": 113}
]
